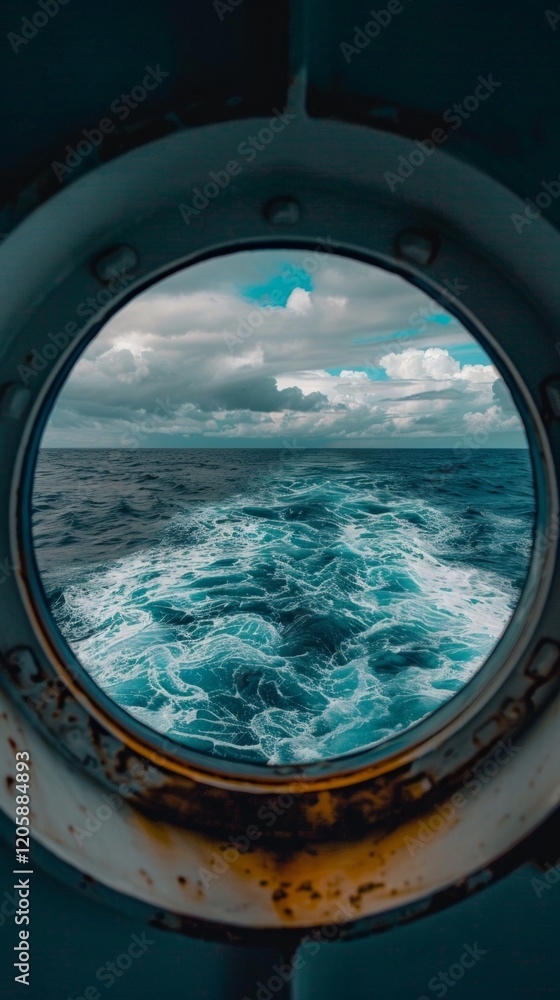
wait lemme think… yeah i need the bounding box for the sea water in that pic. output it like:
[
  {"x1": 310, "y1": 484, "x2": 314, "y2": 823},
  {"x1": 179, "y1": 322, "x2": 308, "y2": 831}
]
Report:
[{"x1": 32, "y1": 448, "x2": 534, "y2": 764}]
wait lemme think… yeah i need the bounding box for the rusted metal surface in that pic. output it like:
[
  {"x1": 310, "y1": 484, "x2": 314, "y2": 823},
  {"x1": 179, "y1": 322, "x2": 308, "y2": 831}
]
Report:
[
  {"x1": 1, "y1": 628, "x2": 560, "y2": 943},
  {"x1": 4, "y1": 638, "x2": 560, "y2": 845},
  {"x1": 3, "y1": 358, "x2": 560, "y2": 938},
  {"x1": 0, "y1": 116, "x2": 560, "y2": 941}
]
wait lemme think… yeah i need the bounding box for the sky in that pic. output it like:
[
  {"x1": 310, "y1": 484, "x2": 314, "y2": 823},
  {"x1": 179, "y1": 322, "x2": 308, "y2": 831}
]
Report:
[{"x1": 42, "y1": 249, "x2": 527, "y2": 448}]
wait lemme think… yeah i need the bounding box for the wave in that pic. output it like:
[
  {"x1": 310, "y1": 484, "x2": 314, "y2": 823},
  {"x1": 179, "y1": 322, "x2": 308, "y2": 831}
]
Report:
[{"x1": 33, "y1": 449, "x2": 535, "y2": 764}]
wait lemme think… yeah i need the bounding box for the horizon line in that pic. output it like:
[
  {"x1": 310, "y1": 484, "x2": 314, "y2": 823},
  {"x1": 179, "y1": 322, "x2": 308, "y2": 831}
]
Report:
[{"x1": 38, "y1": 444, "x2": 529, "y2": 451}]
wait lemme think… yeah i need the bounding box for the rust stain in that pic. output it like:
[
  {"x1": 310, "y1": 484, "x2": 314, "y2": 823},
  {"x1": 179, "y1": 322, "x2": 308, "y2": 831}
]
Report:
[{"x1": 1, "y1": 625, "x2": 551, "y2": 941}]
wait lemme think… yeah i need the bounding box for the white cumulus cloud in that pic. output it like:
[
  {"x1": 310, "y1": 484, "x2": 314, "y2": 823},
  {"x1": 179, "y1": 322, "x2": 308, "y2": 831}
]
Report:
[
  {"x1": 43, "y1": 252, "x2": 526, "y2": 449},
  {"x1": 286, "y1": 287, "x2": 312, "y2": 315}
]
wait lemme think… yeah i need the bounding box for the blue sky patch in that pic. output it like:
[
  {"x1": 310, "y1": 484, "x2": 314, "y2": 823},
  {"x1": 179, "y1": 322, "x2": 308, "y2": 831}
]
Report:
[
  {"x1": 241, "y1": 265, "x2": 314, "y2": 308},
  {"x1": 447, "y1": 343, "x2": 495, "y2": 367},
  {"x1": 428, "y1": 312, "x2": 454, "y2": 325},
  {"x1": 351, "y1": 329, "x2": 417, "y2": 346},
  {"x1": 327, "y1": 366, "x2": 389, "y2": 381}
]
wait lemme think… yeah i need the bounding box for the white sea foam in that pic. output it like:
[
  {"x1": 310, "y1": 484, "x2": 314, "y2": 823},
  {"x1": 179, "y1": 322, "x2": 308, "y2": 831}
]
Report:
[{"x1": 42, "y1": 450, "x2": 532, "y2": 764}]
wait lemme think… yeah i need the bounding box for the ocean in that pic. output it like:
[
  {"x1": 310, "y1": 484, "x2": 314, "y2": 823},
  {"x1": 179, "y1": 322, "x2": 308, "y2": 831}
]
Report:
[{"x1": 32, "y1": 448, "x2": 535, "y2": 765}]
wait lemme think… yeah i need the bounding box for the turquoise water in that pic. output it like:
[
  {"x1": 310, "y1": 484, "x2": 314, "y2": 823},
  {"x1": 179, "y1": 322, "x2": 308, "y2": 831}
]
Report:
[{"x1": 32, "y1": 447, "x2": 534, "y2": 764}]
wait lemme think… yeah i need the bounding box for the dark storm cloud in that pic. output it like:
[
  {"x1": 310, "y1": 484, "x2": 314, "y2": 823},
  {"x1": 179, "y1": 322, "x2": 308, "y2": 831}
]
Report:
[
  {"x1": 41, "y1": 251, "x2": 526, "y2": 448},
  {"x1": 197, "y1": 376, "x2": 329, "y2": 413}
]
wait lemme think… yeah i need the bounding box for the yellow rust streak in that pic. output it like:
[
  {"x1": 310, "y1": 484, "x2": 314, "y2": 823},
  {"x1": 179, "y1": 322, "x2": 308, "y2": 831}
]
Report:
[{"x1": 130, "y1": 802, "x2": 461, "y2": 927}]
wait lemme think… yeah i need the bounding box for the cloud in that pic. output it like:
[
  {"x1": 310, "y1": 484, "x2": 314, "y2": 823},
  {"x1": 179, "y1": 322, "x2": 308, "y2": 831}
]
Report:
[
  {"x1": 78, "y1": 341, "x2": 152, "y2": 384},
  {"x1": 198, "y1": 376, "x2": 328, "y2": 413},
  {"x1": 456, "y1": 363, "x2": 497, "y2": 383},
  {"x1": 394, "y1": 388, "x2": 465, "y2": 401},
  {"x1": 463, "y1": 405, "x2": 520, "y2": 434},
  {"x1": 338, "y1": 369, "x2": 370, "y2": 381},
  {"x1": 286, "y1": 287, "x2": 312, "y2": 314},
  {"x1": 378, "y1": 346, "x2": 498, "y2": 384},
  {"x1": 43, "y1": 251, "x2": 527, "y2": 449},
  {"x1": 380, "y1": 347, "x2": 460, "y2": 381}
]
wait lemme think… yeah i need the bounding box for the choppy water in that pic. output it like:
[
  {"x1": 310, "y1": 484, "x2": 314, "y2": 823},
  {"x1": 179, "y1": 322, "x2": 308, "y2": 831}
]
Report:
[{"x1": 32, "y1": 448, "x2": 535, "y2": 764}]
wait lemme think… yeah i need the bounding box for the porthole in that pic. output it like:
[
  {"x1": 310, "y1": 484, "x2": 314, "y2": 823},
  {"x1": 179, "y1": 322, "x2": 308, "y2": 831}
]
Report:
[
  {"x1": 29, "y1": 248, "x2": 535, "y2": 766},
  {"x1": 0, "y1": 117, "x2": 559, "y2": 936}
]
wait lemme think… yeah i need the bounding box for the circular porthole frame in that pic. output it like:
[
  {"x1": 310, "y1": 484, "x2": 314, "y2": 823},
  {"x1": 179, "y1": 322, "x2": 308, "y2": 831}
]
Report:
[
  {"x1": 21, "y1": 239, "x2": 543, "y2": 782},
  {"x1": 0, "y1": 116, "x2": 560, "y2": 942}
]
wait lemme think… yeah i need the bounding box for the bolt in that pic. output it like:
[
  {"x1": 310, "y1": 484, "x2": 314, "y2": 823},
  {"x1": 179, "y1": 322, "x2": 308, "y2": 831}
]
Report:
[
  {"x1": 265, "y1": 197, "x2": 301, "y2": 226},
  {"x1": 395, "y1": 228, "x2": 439, "y2": 266},
  {"x1": 93, "y1": 245, "x2": 138, "y2": 284}
]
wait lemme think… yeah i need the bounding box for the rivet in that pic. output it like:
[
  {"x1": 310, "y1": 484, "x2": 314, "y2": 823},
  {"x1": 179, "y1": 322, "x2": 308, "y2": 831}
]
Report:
[
  {"x1": 0, "y1": 383, "x2": 31, "y2": 421},
  {"x1": 264, "y1": 197, "x2": 301, "y2": 226},
  {"x1": 500, "y1": 698, "x2": 524, "y2": 724},
  {"x1": 525, "y1": 640, "x2": 560, "y2": 681},
  {"x1": 400, "y1": 774, "x2": 433, "y2": 801},
  {"x1": 395, "y1": 228, "x2": 439, "y2": 266},
  {"x1": 473, "y1": 716, "x2": 501, "y2": 748},
  {"x1": 93, "y1": 245, "x2": 138, "y2": 284},
  {"x1": 544, "y1": 379, "x2": 560, "y2": 419},
  {"x1": 5, "y1": 646, "x2": 42, "y2": 683}
]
